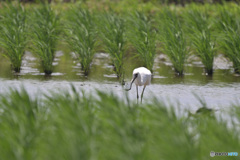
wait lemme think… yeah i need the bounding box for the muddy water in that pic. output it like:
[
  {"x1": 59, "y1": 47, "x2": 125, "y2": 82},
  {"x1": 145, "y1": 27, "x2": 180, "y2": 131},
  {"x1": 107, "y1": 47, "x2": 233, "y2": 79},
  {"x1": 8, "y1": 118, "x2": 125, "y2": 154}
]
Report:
[{"x1": 0, "y1": 51, "x2": 240, "y2": 112}]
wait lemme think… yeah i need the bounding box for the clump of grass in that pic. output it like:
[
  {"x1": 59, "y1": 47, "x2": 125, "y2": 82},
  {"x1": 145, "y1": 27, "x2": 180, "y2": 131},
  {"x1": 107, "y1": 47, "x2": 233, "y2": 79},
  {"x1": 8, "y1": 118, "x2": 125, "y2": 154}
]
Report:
[
  {"x1": 128, "y1": 12, "x2": 156, "y2": 72},
  {"x1": 216, "y1": 8, "x2": 240, "y2": 74},
  {"x1": 65, "y1": 7, "x2": 96, "y2": 76},
  {"x1": 160, "y1": 9, "x2": 188, "y2": 76},
  {"x1": 185, "y1": 8, "x2": 209, "y2": 33},
  {"x1": 30, "y1": 3, "x2": 60, "y2": 75},
  {"x1": 186, "y1": 9, "x2": 216, "y2": 75},
  {"x1": 192, "y1": 30, "x2": 216, "y2": 75},
  {"x1": 0, "y1": 87, "x2": 45, "y2": 159},
  {"x1": 217, "y1": 8, "x2": 239, "y2": 32},
  {"x1": 98, "y1": 13, "x2": 125, "y2": 79},
  {"x1": 221, "y1": 30, "x2": 240, "y2": 73},
  {"x1": 0, "y1": 4, "x2": 27, "y2": 73},
  {"x1": 0, "y1": 87, "x2": 239, "y2": 159}
]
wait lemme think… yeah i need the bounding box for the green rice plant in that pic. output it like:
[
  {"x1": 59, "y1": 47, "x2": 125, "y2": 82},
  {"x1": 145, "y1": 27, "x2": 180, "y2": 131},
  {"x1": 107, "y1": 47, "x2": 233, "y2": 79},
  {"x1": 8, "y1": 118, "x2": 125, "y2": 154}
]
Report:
[
  {"x1": 128, "y1": 12, "x2": 156, "y2": 72},
  {"x1": 185, "y1": 9, "x2": 216, "y2": 75},
  {"x1": 217, "y1": 8, "x2": 239, "y2": 32},
  {"x1": 185, "y1": 8, "x2": 209, "y2": 34},
  {"x1": 160, "y1": 10, "x2": 188, "y2": 75},
  {"x1": 0, "y1": 4, "x2": 27, "y2": 72},
  {"x1": 215, "y1": 7, "x2": 240, "y2": 74},
  {"x1": 221, "y1": 29, "x2": 240, "y2": 73},
  {"x1": 190, "y1": 113, "x2": 240, "y2": 159},
  {"x1": 30, "y1": 4, "x2": 60, "y2": 75},
  {"x1": 98, "y1": 13, "x2": 125, "y2": 79},
  {"x1": 65, "y1": 8, "x2": 96, "y2": 76},
  {"x1": 0, "y1": 87, "x2": 240, "y2": 160},
  {"x1": 192, "y1": 30, "x2": 216, "y2": 75},
  {"x1": 0, "y1": 87, "x2": 47, "y2": 159},
  {"x1": 43, "y1": 87, "x2": 99, "y2": 160}
]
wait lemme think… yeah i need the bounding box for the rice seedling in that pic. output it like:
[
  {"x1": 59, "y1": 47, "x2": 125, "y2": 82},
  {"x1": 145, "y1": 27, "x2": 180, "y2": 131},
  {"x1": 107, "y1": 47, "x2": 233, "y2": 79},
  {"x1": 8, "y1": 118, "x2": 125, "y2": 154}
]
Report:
[
  {"x1": 65, "y1": 7, "x2": 96, "y2": 76},
  {"x1": 0, "y1": 4, "x2": 27, "y2": 72},
  {"x1": 221, "y1": 30, "x2": 240, "y2": 73},
  {"x1": 160, "y1": 9, "x2": 188, "y2": 76},
  {"x1": 30, "y1": 3, "x2": 60, "y2": 75},
  {"x1": 0, "y1": 87, "x2": 46, "y2": 159},
  {"x1": 185, "y1": 8, "x2": 209, "y2": 34},
  {"x1": 192, "y1": 30, "x2": 216, "y2": 75},
  {"x1": 0, "y1": 87, "x2": 239, "y2": 160},
  {"x1": 97, "y1": 13, "x2": 125, "y2": 79},
  {"x1": 128, "y1": 12, "x2": 156, "y2": 73},
  {"x1": 214, "y1": 7, "x2": 240, "y2": 74},
  {"x1": 217, "y1": 7, "x2": 239, "y2": 32},
  {"x1": 186, "y1": 9, "x2": 216, "y2": 75}
]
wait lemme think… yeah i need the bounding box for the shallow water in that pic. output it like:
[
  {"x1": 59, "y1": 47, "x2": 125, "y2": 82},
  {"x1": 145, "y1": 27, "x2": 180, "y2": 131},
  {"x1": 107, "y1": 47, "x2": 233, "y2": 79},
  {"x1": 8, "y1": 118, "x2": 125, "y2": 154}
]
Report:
[
  {"x1": 0, "y1": 51, "x2": 240, "y2": 113},
  {"x1": 0, "y1": 79, "x2": 239, "y2": 112}
]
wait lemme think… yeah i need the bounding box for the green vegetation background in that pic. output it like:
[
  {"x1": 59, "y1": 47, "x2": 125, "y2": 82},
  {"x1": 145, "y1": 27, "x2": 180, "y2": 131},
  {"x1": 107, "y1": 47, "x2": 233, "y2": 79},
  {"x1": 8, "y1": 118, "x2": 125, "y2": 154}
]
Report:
[
  {"x1": 0, "y1": 1, "x2": 240, "y2": 159},
  {"x1": 0, "y1": 87, "x2": 240, "y2": 160}
]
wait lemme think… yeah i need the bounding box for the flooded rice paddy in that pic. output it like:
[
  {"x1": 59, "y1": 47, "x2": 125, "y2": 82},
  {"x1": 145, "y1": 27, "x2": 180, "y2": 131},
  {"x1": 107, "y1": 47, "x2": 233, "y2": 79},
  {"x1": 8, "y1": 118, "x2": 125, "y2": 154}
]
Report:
[{"x1": 0, "y1": 51, "x2": 240, "y2": 112}]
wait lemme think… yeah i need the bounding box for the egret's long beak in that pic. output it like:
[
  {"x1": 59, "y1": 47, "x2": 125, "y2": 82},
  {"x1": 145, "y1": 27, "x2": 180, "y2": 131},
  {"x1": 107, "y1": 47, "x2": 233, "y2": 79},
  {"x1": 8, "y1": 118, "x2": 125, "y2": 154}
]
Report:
[{"x1": 125, "y1": 74, "x2": 138, "y2": 91}]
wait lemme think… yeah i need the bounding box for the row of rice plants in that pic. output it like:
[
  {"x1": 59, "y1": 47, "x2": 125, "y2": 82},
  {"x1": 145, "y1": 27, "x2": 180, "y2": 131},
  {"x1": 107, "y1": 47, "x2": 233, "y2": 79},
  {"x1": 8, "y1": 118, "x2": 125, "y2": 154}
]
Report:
[
  {"x1": 1, "y1": 3, "x2": 240, "y2": 77},
  {"x1": 0, "y1": 87, "x2": 239, "y2": 159},
  {"x1": 0, "y1": 3, "x2": 60, "y2": 75},
  {"x1": 160, "y1": 5, "x2": 240, "y2": 75}
]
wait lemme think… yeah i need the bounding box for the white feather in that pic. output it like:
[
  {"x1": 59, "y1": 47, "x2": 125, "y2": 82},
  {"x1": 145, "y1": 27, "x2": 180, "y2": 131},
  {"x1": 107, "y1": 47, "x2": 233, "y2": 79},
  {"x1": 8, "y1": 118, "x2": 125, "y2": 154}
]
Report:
[{"x1": 133, "y1": 67, "x2": 151, "y2": 86}]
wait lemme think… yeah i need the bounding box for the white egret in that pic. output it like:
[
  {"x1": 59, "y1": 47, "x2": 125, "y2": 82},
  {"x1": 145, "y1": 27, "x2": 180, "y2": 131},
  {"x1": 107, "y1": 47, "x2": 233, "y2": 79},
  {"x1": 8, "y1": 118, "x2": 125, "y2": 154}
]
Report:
[{"x1": 125, "y1": 67, "x2": 152, "y2": 103}]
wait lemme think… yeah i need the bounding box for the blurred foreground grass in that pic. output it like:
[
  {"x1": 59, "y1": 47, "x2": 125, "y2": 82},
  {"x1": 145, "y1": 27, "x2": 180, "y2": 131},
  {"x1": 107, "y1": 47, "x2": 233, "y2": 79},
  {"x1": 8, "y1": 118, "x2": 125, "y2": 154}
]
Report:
[{"x1": 0, "y1": 86, "x2": 239, "y2": 160}]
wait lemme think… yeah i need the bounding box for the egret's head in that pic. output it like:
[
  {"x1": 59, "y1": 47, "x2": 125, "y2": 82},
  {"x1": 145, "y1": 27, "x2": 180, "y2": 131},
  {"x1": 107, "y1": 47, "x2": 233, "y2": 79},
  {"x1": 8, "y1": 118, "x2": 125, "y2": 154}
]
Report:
[
  {"x1": 125, "y1": 73, "x2": 138, "y2": 91},
  {"x1": 133, "y1": 72, "x2": 139, "y2": 79}
]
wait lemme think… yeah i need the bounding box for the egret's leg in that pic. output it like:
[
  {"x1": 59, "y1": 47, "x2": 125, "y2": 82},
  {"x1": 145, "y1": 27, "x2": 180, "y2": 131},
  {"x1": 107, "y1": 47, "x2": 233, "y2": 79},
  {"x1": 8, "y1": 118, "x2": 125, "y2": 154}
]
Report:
[
  {"x1": 136, "y1": 85, "x2": 139, "y2": 100},
  {"x1": 141, "y1": 85, "x2": 146, "y2": 103}
]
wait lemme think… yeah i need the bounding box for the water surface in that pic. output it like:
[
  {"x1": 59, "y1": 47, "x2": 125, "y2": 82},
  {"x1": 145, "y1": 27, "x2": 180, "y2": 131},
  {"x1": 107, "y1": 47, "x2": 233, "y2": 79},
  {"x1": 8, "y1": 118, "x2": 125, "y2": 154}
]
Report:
[{"x1": 0, "y1": 51, "x2": 239, "y2": 112}]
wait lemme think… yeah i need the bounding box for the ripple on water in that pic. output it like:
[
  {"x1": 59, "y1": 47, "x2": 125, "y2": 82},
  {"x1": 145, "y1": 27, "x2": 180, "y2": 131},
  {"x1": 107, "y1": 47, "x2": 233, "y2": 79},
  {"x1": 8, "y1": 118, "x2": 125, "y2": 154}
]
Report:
[{"x1": 103, "y1": 74, "x2": 118, "y2": 78}]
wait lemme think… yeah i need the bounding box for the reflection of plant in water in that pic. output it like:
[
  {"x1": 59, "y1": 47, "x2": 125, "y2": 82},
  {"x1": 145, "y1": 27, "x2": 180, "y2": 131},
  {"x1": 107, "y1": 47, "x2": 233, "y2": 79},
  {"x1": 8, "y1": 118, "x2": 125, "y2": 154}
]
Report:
[
  {"x1": 65, "y1": 8, "x2": 96, "y2": 76},
  {"x1": 0, "y1": 4, "x2": 27, "y2": 72}
]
